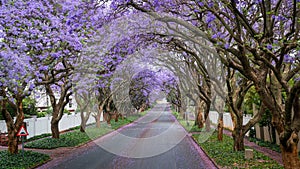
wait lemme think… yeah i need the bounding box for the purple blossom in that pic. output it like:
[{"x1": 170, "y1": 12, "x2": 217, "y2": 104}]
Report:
[
  {"x1": 29, "y1": 83, "x2": 35, "y2": 91},
  {"x1": 283, "y1": 54, "x2": 293, "y2": 63},
  {"x1": 208, "y1": 2, "x2": 214, "y2": 8},
  {"x1": 266, "y1": 44, "x2": 272, "y2": 50},
  {"x1": 224, "y1": 43, "x2": 230, "y2": 49},
  {"x1": 39, "y1": 66, "x2": 49, "y2": 71},
  {"x1": 198, "y1": 2, "x2": 204, "y2": 6},
  {"x1": 206, "y1": 12, "x2": 216, "y2": 23}
]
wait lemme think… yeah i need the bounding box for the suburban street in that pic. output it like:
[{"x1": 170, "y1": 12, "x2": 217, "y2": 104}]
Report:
[
  {"x1": 1, "y1": 1, "x2": 296, "y2": 168},
  {"x1": 43, "y1": 103, "x2": 216, "y2": 169}
]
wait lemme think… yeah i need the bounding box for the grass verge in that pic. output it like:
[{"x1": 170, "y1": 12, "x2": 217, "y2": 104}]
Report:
[
  {"x1": 25, "y1": 115, "x2": 141, "y2": 149},
  {"x1": 0, "y1": 150, "x2": 50, "y2": 169},
  {"x1": 172, "y1": 110, "x2": 203, "y2": 132},
  {"x1": 173, "y1": 111, "x2": 283, "y2": 168},
  {"x1": 193, "y1": 132, "x2": 283, "y2": 169}
]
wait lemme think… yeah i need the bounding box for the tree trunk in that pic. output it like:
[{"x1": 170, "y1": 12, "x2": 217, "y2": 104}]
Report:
[
  {"x1": 217, "y1": 114, "x2": 223, "y2": 141},
  {"x1": 196, "y1": 108, "x2": 204, "y2": 128},
  {"x1": 80, "y1": 122, "x2": 86, "y2": 132},
  {"x1": 1, "y1": 98, "x2": 25, "y2": 154},
  {"x1": 204, "y1": 104, "x2": 211, "y2": 132},
  {"x1": 180, "y1": 100, "x2": 187, "y2": 118},
  {"x1": 106, "y1": 113, "x2": 111, "y2": 125},
  {"x1": 7, "y1": 130, "x2": 19, "y2": 154},
  {"x1": 231, "y1": 112, "x2": 245, "y2": 151},
  {"x1": 194, "y1": 100, "x2": 204, "y2": 128},
  {"x1": 51, "y1": 120, "x2": 60, "y2": 139},
  {"x1": 80, "y1": 112, "x2": 91, "y2": 133},
  {"x1": 280, "y1": 131, "x2": 300, "y2": 169},
  {"x1": 80, "y1": 111, "x2": 86, "y2": 132},
  {"x1": 232, "y1": 127, "x2": 245, "y2": 151},
  {"x1": 96, "y1": 113, "x2": 101, "y2": 128}
]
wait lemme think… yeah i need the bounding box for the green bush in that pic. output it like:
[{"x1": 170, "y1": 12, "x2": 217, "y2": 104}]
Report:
[
  {"x1": 24, "y1": 114, "x2": 31, "y2": 119},
  {"x1": 23, "y1": 97, "x2": 37, "y2": 116},
  {"x1": 37, "y1": 111, "x2": 47, "y2": 118},
  {"x1": 45, "y1": 107, "x2": 53, "y2": 115},
  {"x1": 64, "y1": 109, "x2": 71, "y2": 115},
  {"x1": 0, "y1": 150, "x2": 50, "y2": 169}
]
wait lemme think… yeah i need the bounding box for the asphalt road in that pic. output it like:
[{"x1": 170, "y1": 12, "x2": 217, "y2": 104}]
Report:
[{"x1": 48, "y1": 103, "x2": 217, "y2": 169}]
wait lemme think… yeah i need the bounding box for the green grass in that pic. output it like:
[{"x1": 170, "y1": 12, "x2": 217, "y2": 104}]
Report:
[
  {"x1": 0, "y1": 150, "x2": 50, "y2": 169},
  {"x1": 139, "y1": 109, "x2": 149, "y2": 116},
  {"x1": 193, "y1": 132, "x2": 284, "y2": 169},
  {"x1": 110, "y1": 115, "x2": 140, "y2": 129},
  {"x1": 25, "y1": 116, "x2": 141, "y2": 149},
  {"x1": 26, "y1": 133, "x2": 52, "y2": 142},
  {"x1": 172, "y1": 110, "x2": 203, "y2": 132},
  {"x1": 178, "y1": 119, "x2": 204, "y2": 132},
  {"x1": 25, "y1": 130, "x2": 92, "y2": 149}
]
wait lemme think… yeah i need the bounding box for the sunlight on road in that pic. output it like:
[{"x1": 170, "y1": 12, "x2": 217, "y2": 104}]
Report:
[{"x1": 93, "y1": 103, "x2": 187, "y2": 158}]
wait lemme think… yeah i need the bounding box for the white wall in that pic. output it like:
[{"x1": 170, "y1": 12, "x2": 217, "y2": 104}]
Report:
[{"x1": 0, "y1": 113, "x2": 101, "y2": 139}]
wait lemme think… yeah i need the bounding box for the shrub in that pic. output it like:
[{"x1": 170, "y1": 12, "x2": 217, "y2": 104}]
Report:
[
  {"x1": 45, "y1": 107, "x2": 53, "y2": 115},
  {"x1": 64, "y1": 109, "x2": 71, "y2": 115},
  {"x1": 37, "y1": 112, "x2": 47, "y2": 118},
  {"x1": 24, "y1": 114, "x2": 32, "y2": 119}
]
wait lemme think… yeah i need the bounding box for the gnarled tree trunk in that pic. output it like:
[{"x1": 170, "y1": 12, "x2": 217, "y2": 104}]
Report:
[
  {"x1": 95, "y1": 113, "x2": 101, "y2": 128},
  {"x1": 75, "y1": 92, "x2": 92, "y2": 133},
  {"x1": 80, "y1": 110, "x2": 91, "y2": 132},
  {"x1": 194, "y1": 100, "x2": 204, "y2": 128},
  {"x1": 7, "y1": 131, "x2": 19, "y2": 154},
  {"x1": 280, "y1": 131, "x2": 300, "y2": 169},
  {"x1": 49, "y1": 105, "x2": 65, "y2": 139},
  {"x1": 232, "y1": 126, "x2": 245, "y2": 151},
  {"x1": 1, "y1": 96, "x2": 25, "y2": 154},
  {"x1": 204, "y1": 103, "x2": 211, "y2": 132},
  {"x1": 196, "y1": 107, "x2": 204, "y2": 128},
  {"x1": 51, "y1": 119, "x2": 60, "y2": 139}
]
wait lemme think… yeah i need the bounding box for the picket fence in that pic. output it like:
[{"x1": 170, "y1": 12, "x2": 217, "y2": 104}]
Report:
[{"x1": 0, "y1": 113, "x2": 102, "y2": 139}]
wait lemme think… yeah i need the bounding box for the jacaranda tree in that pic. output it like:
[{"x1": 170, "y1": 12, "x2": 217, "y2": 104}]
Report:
[{"x1": 0, "y1": 0, "x2": 102, "y2": 148}]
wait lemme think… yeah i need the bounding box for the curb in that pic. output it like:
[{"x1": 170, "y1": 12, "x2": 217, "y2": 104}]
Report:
[{"x1": 190, "y1": 135, "x2": 219, "y2": 169}]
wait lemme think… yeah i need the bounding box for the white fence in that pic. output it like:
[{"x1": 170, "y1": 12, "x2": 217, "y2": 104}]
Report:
[
  {"x1": 0, "y1": 111, "x2": 251, "y2": 139},
  {"x1": 209, "y1": 111, "x2": 252, "y2": 130},
  {"x1": 0, "y1": 113, "x2": 102, "y2": 139}
]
